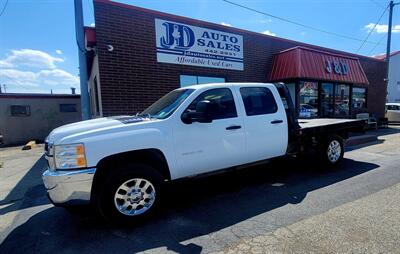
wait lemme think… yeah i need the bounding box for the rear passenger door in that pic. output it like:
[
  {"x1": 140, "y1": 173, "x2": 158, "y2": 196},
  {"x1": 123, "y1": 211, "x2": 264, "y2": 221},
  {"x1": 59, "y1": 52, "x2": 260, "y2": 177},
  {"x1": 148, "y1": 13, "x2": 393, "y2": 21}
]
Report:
[{"x1": 238, "y1": 86, "x2": 288, "y2": 162}]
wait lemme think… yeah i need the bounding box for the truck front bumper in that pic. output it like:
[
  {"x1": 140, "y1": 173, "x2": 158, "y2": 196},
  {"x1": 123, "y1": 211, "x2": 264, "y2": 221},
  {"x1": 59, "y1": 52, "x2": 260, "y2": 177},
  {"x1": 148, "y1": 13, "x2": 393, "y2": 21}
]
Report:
[{"x1": 42, "y1": 167, "x2": 96, "y2": 206}]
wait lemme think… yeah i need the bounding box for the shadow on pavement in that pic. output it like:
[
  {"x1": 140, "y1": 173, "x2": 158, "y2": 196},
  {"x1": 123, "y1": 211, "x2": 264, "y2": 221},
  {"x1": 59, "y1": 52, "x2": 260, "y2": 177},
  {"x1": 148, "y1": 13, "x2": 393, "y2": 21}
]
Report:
[
  {"x1": 0, "y1": 155, "x2": 49, "y2": 216},
  {"x1": 0, "y1": 157, "x2": 379, "y2": 253}
]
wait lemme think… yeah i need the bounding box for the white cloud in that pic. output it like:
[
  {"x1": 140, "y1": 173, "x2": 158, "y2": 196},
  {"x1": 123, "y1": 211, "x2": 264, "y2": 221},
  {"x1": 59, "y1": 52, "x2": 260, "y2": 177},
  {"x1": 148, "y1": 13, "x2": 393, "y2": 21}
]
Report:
[
  {"x1": 0, "y1": 49, "x2": 64, "y2": 69},
  {"x1": 259, "y1": 19, "x2": 272, "y2": 24},
  {"x1": 364, "y1": 23, "x2": 400, "y2": 33},
  {"x1": 38, "y1": 69, "x2": 79, "y2": 85},
  {"x1": 300, "y1": 31, "x2": 306, "y2": 36},
  {"x1": 262, "y1": 30, "x2": 276, "y2": 36},
  {"x1": 221, "y1": 22, "x2": 232, "y2": 27},
  {"x1": 372, "y1": 53, "x2": 385, "y2": 57},
  {"x1": 0, "y1": 69, "x2": 39, "y2": 87},
  {"x1": 0, "y1": 49, "x2": 78, "y2": 93},
  {"x1": 0, "y1": 68, "x2": 79, "y2": 88},
  {"x1": 0, "y1": 60, "x2": 13, "y2": 68}
]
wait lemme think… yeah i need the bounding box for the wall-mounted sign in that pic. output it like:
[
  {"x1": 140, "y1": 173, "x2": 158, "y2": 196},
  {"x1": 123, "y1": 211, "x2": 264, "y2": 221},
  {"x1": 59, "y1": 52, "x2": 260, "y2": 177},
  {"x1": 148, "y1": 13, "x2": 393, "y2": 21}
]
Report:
[
  {"x1": 325, "y1": 60, "x2": 350, "y2": 75},
  {"x1": 155, "y1": 18, "x2": 244, "y2": 71}
]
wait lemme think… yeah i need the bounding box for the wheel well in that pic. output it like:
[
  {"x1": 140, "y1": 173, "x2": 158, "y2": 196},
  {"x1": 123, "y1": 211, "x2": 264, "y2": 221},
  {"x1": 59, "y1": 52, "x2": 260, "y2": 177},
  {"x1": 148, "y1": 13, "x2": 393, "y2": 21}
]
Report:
[{"x1": 91, "y1": 149, "x2": 171, "y2": 202}]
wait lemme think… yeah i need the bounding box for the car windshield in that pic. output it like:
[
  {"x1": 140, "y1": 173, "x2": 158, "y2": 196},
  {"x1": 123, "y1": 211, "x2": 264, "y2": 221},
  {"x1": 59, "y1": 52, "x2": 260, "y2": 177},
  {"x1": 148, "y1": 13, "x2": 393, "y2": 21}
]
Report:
[{"x1": 140, "y1": 89, "x2": 194, "y2": 119}]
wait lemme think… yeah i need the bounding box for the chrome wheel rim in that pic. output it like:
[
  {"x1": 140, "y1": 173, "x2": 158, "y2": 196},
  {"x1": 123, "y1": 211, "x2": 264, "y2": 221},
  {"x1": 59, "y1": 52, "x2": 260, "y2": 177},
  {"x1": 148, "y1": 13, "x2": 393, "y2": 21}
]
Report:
[
  {"x1": 114, "y1": 178, "x2": 156, "y2": 216},
  {"x1": 327, "y1": 140, "x2": 341, "y2": 163}
]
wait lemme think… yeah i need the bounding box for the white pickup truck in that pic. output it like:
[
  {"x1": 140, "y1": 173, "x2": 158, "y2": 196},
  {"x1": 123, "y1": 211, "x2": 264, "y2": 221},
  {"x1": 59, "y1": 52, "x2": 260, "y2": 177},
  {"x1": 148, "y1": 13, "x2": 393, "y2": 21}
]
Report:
[{"x1": 43, "y1": 83, "x2": 365, "y2": 222}]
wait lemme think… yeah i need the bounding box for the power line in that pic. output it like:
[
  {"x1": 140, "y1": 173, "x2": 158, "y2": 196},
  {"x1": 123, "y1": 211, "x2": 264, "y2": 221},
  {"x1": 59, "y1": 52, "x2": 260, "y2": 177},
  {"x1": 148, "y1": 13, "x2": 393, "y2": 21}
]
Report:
[
  {"x1": 0, "y1": 0, "x2": 9, "y2": 17},
  {"x1": 356, "y1": 3, "x2": 389, "y2": 53},
  {"x1": 222, "y1": 0, "x2": 381, "y2": 45},
  {"x1": 368, "y1": 34, "x2": 387, "y2": 56},
  {"x1": 369, "y1": 0, "x2": 386, "y2": 9}
]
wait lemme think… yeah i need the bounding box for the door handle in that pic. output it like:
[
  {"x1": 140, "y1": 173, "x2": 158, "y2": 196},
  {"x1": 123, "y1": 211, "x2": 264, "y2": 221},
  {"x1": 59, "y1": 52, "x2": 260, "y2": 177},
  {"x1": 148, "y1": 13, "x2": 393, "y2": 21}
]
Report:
[
  {"x1": 226, "y1": 125, "x2": 242, "y2": 130},
  {"x1": 270, "y1": 119, "x2": 283, "y2": 124}
]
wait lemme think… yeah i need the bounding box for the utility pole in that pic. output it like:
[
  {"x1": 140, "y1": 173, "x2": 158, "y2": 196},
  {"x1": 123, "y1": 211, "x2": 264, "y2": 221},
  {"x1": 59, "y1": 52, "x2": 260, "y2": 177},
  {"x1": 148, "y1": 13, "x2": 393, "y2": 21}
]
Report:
[
  {"x1": 74, "y1": 0, "x2": 91, "y2": 120},
  {"x1": 385, "y1": 1, "x2": 399, "y2": 102}
]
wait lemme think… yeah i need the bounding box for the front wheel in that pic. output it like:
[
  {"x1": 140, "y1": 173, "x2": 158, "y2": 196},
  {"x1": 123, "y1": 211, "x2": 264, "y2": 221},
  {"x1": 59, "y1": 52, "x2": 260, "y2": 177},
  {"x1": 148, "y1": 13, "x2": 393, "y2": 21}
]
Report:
[
  {"x1": 97, "y1": 163, "x2": 164, "y2": 224},
  {"x1": 320, "y1": 135, "x2": 344, "y2": 166}
]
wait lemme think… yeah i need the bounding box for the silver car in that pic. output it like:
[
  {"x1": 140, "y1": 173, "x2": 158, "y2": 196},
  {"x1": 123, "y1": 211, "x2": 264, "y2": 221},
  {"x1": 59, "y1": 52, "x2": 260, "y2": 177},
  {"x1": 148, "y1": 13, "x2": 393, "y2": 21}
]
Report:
[{"x1": 386, "y1": 103, "x2": 400, "y2": 123}]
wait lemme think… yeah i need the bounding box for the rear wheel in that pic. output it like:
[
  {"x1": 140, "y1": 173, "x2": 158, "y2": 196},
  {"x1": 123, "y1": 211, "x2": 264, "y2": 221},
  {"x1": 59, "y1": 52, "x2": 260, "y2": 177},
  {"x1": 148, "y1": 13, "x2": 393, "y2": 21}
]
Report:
[
  {"x1": 97, "y1": 163, "x2": 164, "y2": 224},
  {"x1": 320, "y1": 135, "x2": 344, "y2": 166}
]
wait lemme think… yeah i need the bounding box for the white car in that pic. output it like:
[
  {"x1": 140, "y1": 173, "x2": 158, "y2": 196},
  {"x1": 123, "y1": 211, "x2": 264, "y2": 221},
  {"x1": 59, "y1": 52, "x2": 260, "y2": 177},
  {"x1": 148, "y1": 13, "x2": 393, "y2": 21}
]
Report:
[
  {"x1": 43, "y1": 83, "x2": 365, "y2": 223},
  {"x1": 299, "y1": 104, "x2": 317, "y2": 118},
  {"x1": 386, "y1": 103, "x2": 400, "y2": 123}
]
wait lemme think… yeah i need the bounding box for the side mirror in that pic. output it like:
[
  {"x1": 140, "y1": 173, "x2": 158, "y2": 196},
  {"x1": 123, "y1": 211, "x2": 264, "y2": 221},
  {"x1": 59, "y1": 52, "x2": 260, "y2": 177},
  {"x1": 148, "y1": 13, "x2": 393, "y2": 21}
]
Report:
[
  {"x1": 181, "y1": 100, "x2": 213, "y2": 124},
  {"x1": 195, "y1": 100, "x2": 213, "y2": 123},
  {"x1": 181, "y1": 112, "x2": 193, "y2": 124}
]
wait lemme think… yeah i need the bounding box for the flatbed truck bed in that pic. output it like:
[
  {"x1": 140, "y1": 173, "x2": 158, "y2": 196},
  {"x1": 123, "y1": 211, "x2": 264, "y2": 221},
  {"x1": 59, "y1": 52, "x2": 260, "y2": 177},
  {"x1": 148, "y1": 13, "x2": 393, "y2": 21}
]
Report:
[{"x1": 298, "y1": 118, "x2": 366, "y2": 135}]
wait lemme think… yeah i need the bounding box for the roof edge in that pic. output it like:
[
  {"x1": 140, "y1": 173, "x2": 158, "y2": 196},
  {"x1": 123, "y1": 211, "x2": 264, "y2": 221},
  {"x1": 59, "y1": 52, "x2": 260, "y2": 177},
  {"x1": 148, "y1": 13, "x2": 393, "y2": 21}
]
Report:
[{"x1": 0, "y1": 93, "x2": 81, "y2": 99}]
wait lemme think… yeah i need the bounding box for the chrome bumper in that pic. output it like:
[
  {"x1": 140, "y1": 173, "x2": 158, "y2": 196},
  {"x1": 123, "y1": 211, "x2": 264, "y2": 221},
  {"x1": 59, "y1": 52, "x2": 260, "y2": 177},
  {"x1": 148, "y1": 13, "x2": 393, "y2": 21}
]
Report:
[{"x1": 42, "y1": 167, "x2": 96, "y2": 205}]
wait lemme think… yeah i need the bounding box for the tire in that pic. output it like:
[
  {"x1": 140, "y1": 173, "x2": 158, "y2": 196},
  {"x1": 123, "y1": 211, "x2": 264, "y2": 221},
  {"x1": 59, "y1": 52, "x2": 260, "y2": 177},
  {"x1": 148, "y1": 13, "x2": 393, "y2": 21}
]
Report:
[
  {"x1": 96, "y1": 163, "x2": 164, "y2": 224},
  {"x1": 319, "y1": 135, "x2": 344, "y2": 166}
]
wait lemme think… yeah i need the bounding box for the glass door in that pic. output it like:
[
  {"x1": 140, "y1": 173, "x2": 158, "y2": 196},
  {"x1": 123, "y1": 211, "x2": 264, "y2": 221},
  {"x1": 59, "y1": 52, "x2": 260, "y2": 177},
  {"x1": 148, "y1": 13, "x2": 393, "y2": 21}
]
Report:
[
  {"x1": 334, "y1": 84, "x2": 350, "y2": 118},
  {"x1": 320, "y1": 83, "x2": 334, "y2": 117},
  {"x1": 299, "y1": 81, "x2": 318, "y2": 118}
]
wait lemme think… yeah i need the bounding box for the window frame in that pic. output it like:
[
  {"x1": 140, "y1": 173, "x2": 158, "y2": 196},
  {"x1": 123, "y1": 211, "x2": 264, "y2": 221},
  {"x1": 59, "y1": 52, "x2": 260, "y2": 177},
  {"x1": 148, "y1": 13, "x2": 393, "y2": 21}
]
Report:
[
  {"x1": 352, "y1": 86, "x2": 367, "y2": 109},
  {"x1": 239, "y1": 87, "x2": 278, "y2": 116},
  {"x1": 184, "y1": 88, "x2": 238, "y2": 121},
  {"x1": 179, "y1": 74, "x2": 226, "y2": 87},
  {"x1": 59, "y1": 103, "x2": 78, "y2": 113},
  {"x1": 10, "y1": 105, "x2": 31, "y2": 117}
]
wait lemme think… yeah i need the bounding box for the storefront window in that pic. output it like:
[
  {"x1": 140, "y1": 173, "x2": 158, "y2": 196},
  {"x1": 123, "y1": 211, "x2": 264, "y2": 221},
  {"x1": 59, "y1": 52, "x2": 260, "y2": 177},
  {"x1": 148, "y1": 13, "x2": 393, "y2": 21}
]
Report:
[
  {"x1": 299, "y1": 81, "x2": 318, "y2": 118},
  {"x1": 180, "y1": 75, "x2": 225, "y2": 87},
  {"x1": 334, "y1": 84, "x2": 350, "y2": 117},
  {"x1": 321, "y1": 83, "x2": 334, "y2": 117},
  {"x1": 352, "y1": 87, "x2": 367, "y2": 109}
]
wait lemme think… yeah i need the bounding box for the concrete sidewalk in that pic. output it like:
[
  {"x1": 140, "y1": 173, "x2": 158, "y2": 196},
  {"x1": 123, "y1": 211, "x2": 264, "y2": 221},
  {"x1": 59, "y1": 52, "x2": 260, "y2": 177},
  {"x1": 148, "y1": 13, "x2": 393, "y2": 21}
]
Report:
[
  {"x1": 215, "y1": 182, "x2": 400, "y2": 254},
  {"x1": 346, "y1": 126, "x2": 400, "y2": 147}
]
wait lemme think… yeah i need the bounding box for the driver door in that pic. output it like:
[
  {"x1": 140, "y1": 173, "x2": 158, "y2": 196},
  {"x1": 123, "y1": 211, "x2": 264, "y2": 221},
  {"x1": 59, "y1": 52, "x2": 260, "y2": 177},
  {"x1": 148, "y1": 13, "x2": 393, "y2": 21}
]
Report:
[{"x1": 173, "y1": 88, "x2": 246, "y2": 178}]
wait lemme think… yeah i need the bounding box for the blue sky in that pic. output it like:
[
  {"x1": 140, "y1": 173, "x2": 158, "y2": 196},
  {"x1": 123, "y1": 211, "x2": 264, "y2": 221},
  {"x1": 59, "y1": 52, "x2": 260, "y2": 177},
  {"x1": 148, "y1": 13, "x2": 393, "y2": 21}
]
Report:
[{"x1": 0, "y1": 0, "x2": 399, "y2": 94}]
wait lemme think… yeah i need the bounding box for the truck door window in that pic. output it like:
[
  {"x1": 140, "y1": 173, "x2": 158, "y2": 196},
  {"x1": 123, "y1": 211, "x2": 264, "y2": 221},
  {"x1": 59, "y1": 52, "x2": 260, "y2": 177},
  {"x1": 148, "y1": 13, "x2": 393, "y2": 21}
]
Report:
[
  {"x1": 187, "y1": 88, "x2": 237, "y2": 120},
  {"x1": 240, "y1": 87, "x2": 278, "y2": 116}
]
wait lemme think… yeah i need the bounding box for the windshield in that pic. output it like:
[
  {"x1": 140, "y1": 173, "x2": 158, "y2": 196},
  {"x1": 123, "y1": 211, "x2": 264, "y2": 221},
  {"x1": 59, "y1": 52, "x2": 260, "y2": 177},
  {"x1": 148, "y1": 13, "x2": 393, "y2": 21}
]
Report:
[{"x1": 140, "y1": 89, "x2": 194, "y2": 119}]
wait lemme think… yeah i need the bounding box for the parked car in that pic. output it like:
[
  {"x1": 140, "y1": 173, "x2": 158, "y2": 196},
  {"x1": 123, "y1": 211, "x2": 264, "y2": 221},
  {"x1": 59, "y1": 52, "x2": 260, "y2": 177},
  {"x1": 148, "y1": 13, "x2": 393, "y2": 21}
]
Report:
[
  {"x1": 299, "y1": 104, "x2": 317, "y2": 118},
  {"x1": 42, "y1": 83, "x2": 365, "y2": 223},
  {"x1": 386, "y1": 103, "x2": 400, "y2": 123}
]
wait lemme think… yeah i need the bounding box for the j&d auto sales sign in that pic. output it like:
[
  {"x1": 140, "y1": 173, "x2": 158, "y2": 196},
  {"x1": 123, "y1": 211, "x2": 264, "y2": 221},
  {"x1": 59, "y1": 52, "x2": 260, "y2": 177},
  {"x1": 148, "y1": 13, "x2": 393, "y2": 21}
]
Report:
[{"x1": 155, "y1": 18, "x2": 244, "y2": 71}]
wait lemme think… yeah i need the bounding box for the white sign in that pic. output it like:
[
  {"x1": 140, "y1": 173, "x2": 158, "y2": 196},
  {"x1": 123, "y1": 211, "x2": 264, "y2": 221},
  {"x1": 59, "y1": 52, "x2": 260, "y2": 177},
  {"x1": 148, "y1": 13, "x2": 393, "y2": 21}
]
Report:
[{"x1": 155, "y1": 18, "x2": 244, "y2": 71}]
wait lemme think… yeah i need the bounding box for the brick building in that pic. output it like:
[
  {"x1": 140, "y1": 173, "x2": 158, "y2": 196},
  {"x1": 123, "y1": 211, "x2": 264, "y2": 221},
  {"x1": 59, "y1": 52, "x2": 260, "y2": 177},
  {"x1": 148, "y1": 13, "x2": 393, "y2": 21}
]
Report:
[{"x1": 85, "y1": 0, "x2": 387, "y2": 119}]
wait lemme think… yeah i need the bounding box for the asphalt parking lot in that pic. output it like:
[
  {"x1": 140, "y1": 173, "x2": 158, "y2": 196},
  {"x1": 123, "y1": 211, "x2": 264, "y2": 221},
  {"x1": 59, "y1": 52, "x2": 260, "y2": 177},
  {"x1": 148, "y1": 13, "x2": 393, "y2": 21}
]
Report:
[{"x1": 1, "y1": 127, "x2": 400, "y2": 254}]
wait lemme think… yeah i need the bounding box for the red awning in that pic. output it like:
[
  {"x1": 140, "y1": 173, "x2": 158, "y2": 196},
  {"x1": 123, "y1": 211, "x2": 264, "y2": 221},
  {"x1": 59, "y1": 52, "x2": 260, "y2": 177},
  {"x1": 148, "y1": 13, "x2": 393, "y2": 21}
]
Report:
[{"x1": 269, "y1": 47, "x2": 369, "y2": 85}]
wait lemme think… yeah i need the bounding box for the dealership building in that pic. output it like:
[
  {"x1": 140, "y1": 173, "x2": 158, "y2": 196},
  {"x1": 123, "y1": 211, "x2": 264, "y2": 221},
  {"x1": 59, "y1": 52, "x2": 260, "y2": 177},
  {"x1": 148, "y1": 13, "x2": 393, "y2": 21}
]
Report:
[{"x1": 85, "y1": 0, "x2": 387, "y2": 119}]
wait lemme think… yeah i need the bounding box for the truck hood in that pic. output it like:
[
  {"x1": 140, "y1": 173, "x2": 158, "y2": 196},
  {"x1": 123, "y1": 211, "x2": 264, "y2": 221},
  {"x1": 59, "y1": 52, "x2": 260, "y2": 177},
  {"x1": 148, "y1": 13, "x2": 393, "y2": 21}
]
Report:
[{"x1": 46, "y1": 116, "x2": 153, "y2": 144}]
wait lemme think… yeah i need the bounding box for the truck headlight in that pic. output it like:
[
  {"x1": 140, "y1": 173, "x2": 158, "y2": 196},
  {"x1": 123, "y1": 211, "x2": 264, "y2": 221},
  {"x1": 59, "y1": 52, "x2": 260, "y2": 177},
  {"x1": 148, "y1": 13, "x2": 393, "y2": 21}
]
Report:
[{"x1": 54, "y1": 143, "x2": 87, "y2": 170}]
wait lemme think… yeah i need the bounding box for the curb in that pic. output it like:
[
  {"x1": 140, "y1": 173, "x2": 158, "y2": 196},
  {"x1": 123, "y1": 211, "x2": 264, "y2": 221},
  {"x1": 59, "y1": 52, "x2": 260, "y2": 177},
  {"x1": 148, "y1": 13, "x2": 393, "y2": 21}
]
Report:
[{"x1": 345, "y1": 134, "x2": 378, "y2": 147}]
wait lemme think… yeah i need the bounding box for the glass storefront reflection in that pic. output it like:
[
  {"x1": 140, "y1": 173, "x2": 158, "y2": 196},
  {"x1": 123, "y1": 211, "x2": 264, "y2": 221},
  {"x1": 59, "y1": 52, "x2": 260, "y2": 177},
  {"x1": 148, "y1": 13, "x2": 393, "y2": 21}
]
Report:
[
  {"x1": 321, "y1": 83, "x2": 334, "y2": 117},
  {"x1": 352, "y1": 87, "x2": 367, "y2": 109},
  {"x1": 299, "y1": 81, "x2": 318, "y2": 118},
  {"x1": 334, "y1": 84, "x2": 350, "y2": 117}
]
